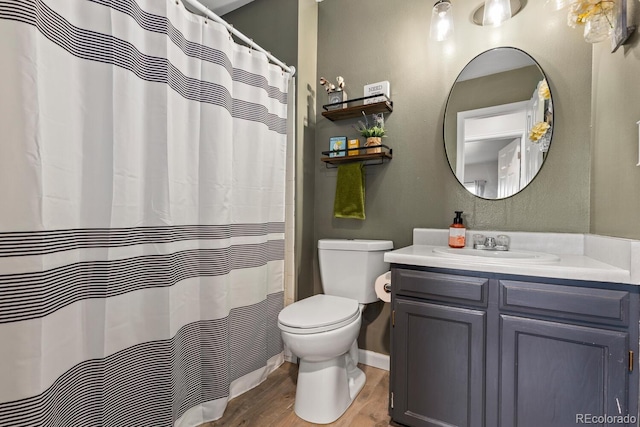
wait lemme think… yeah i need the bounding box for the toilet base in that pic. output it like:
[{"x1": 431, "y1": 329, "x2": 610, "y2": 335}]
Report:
[{"x1": 293, "y1": 342, "x2": 366, "y2": 424}]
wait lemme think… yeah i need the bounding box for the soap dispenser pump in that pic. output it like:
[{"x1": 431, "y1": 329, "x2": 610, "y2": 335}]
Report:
[{"x1": 448, "y1": 211, "x2": 466, "y2": 248}]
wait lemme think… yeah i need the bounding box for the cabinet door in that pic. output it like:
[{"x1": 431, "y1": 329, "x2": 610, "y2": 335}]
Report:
[
  {"x1": 392, "y1": 298, "x2": 486, "y2": 427},
  {"x1": 500, "y1": 315, "x2": 630, "y2": 427}
]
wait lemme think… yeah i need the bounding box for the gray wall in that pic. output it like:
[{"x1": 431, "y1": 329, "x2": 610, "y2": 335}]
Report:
[
  {"x1": 316, "y1": 0, "x2": 592, "y2": 354},
  {"x1": 590, "y1": 3, "x2": 640, "y2": 240},
  {"x1": 227, "y1": 0, "x2": 640, "y2": 356},
  {"x1": 223, "y1": 0, "x2": 297, "y2": 67}
]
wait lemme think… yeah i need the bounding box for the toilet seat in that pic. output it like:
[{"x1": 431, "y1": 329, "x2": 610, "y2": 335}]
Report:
[{"x1": 278, "y1": 294, "x2": 360, "y2": 335}]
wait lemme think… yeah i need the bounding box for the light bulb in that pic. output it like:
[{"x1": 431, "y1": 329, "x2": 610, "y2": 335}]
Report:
[
  {"x1": 430, "y1": 0, "x2": 454, "y2": 41},
  {"x1": 483, "y1": 0, "x2": 512, "y2": 26}
]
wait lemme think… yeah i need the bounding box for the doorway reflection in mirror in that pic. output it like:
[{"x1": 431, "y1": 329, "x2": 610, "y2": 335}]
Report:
[{"x1": 444, "y1": 48, "x2": 553, "y2": 200}]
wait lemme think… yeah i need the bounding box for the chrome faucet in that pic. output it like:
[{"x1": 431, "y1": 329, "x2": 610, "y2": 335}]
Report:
[{"x1": 473, "y1": 234, "x2": 510, "y2": 251}]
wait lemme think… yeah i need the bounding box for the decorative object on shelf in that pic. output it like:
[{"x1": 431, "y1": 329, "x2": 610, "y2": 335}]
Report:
[
  {"x1": 347, "y1": 138, "x2": 360, "y2": 156},
  {"x1": 364, "y1": 81, "x2": 391, "y2": 105},
  {"x1": 365, "y1": 137, "x2": 382, "y2": 154},
  {"x1": 321, "y1": 76, "x2": 348, "y2": 110},
  {"x1": 329, "y1": 136, "x2": 347, "y2": 158},
  {"x1": 319, "y1": 77, "x2": 335, "y2": 93},
  {"x1": 430, "y1": 0, "x2": 454, "y2": 41},
  {"x1": 355, "y1": 112, "x2": 386, "y2": 154},
  {"x1": 327, "y1": 90, "x2": 347, "y2": 110},
  {"x1": 560, "y1": 0, "x2": 635, "y2": 49}
]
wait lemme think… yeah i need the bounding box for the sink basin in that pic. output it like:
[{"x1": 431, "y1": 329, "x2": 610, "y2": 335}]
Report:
[{"x1": 432, "y1": 247, "x2": 560, "y2": 264}]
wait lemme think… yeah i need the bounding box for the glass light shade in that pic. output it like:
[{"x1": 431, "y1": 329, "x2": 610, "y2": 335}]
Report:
[
  {"x1": 483, "y1": 0, "x2": 512, "y2": 26},
  {"x1": 583, "y1": 12, "x2": 614, "y2": 43},
  {"x1": 430, "y1": 0, "x2": 454, "y2": 42}
]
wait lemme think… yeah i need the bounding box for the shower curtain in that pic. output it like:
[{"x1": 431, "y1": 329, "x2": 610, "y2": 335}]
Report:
[{"x1": 0, "y1": 0, "x2": 290, "y2": 425}]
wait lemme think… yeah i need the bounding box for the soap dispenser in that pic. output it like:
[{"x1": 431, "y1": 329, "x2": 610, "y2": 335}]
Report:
[{"x1": 448, "y1": 211, "x2": 466, "y2": 248}]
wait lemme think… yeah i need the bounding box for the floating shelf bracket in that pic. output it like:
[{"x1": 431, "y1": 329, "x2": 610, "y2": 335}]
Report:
[
  {"x1": 320, "y1": 145, "x2": 393, "y2": 169},
  {"x1": 321, "y1": 94, "x2": 393, "y2": 121}
]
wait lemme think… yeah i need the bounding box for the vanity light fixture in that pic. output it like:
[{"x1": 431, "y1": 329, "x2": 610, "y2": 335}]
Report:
[
  {"x1": 472, "y1": 0, "x2": 523, "y2": 27},
  {"x1": 430, "y1": 0, "x2": 454, "y2": 41},
  {"x1": 483, "y1": 0, "x2": 512, "y2": 26}
]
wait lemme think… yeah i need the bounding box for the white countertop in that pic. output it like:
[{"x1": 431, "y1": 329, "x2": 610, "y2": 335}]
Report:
[{"x1": 384, "y1": 229, "x2": 640, "y2": 285}]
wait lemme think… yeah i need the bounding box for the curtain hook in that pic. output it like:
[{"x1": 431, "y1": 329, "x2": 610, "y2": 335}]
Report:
[
  {"x1": 228, "y1": 24, "x2": 234, "y2": 40},
  {"x1": 249, "y1": 39, "x2": 253, "y2": 53}
]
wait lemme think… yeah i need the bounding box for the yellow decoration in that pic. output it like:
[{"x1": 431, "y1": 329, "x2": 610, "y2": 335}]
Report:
[
  {"x1": 538, "y1": 80, "x2": 551, "y2": 101},
  {"x1": 567, "y1": 0, "x2": 615, "y2": 28},
  {"x1": 529, "y1": 122, "x2": 551, "y2": 142}
]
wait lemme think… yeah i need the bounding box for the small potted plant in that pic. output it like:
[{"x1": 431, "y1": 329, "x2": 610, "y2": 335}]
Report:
[{"x1": 355, "y1": 112, "x2": 386, "y2": 154}]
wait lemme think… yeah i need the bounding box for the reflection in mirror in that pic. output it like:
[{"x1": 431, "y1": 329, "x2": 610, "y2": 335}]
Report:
[{"x1": 444, "y1": 47, "x2": 553, "y2": 199}]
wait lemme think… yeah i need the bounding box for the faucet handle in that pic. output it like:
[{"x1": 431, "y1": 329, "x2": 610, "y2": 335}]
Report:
[
  {"x1": 496, "y1": 235, "x2": 510, "y2": 250},
  {"x1": 484, "y1": 236, "x2": 496, "y2": 248}
]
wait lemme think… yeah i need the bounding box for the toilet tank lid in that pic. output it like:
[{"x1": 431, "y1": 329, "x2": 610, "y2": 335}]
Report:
[{"x1": 318, "y1": 239, "x2": 393, "y2": 251}]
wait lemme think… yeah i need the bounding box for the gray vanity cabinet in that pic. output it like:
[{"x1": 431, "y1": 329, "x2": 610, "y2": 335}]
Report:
[
  {"x1": 393, "y1": 299, "x2": 486, "y2": 427},
  {"x1": 500, "y1": 315, "x2": 629, "y2": 427},
  {"x1": 389, "y1": 266, "x2": 639, "y2": 427}
]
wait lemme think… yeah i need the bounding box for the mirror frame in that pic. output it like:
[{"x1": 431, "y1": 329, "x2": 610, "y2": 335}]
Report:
[{"x1": 443, "y1": 47, "x2": 553, "y2": 200}]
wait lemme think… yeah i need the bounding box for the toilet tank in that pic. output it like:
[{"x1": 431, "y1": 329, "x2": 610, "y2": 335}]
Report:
[{"x1": 318, "y1": 239, "x2": 393, "y2": 304}]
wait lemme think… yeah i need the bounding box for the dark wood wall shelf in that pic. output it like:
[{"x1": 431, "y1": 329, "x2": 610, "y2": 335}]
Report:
[
  {"x1": 320, "y1": 145, "x2": 392, "y2": 168},
  {"x1": 321, "y1": 95, "x2": 393, "y2": 122}
]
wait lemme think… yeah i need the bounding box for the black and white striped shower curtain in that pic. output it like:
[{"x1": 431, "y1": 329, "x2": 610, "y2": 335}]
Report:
[{"x1": 0, "y1": 0, "x2": 289, "y2": 425}]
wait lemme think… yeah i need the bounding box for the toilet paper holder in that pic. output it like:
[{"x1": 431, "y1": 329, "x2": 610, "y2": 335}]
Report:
[{"x1": 375, "y1": 271, "x2": 392, "y2": 303}]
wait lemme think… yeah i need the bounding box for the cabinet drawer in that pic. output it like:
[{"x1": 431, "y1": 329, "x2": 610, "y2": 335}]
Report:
[
  {"x1": 394, "y1": 268, "x2": 488, "y2": 307},
  {"x1": 499, "y1": 280, "x2": 630, "y2": 326}
]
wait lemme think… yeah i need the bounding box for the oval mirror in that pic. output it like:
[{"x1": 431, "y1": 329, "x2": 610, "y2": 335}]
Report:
[{"x1": 444, "y1": 47, "x2": 553, "y2": 199}]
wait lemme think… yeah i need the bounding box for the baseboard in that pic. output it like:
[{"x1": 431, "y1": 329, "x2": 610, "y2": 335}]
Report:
[
  {"x1": 283, "y1": 347, "x2": 297, "y2": 364},
  {"x1": 358, "y1": 349, "x2": 390, "y2": 371}
]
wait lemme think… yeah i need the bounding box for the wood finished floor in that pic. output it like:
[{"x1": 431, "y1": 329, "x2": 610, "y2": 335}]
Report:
[{"x1": 199, "y1": 362, "x2": 400, "y2": 427}]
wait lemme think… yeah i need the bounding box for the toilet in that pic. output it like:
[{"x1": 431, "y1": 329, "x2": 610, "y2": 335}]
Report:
[{"x1": 278, "y1": 239, "x2": 393, "y2": 424}]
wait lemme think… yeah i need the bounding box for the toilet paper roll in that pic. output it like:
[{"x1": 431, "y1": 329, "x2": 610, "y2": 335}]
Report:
[{"x1": 375, "y1": 271, "x2": 392, "y2": 303}]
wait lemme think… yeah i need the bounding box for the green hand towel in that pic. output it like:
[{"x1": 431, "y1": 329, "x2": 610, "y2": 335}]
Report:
[{"x1": 333, "y1": 162, "x2": 365, "y2": 220}]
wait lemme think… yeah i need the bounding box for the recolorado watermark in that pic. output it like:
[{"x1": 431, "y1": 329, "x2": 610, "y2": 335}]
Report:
[{"x1": 576, "y1": 414, "x2": 637, "y2": 424}]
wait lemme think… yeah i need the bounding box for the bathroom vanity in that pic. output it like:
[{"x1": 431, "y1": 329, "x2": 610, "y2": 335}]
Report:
[{"x1": 385, "y1": 229, "x2": 640, "y2": 427}]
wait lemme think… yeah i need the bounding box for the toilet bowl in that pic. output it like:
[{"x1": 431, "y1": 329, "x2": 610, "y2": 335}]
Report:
[
  {"x1": 278, "y1": 239, "x2": 393, "y2": 424},
  {"x1": 278, "y1": 294, "x2": 365, "y2": 424}
]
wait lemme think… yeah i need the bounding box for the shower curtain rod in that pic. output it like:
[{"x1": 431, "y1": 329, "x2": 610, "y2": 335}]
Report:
[{"x1": 181, "y1": 0, "x2": 296, "y2": 76}]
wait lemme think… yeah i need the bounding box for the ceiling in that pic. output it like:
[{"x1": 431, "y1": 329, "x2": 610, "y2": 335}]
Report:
[
  {"x1": 187, "y1": 0, "x2": 254, "y2": 16},
  {"x1": 190, "y1": 0, "x2": 323, "y2": 17}
]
